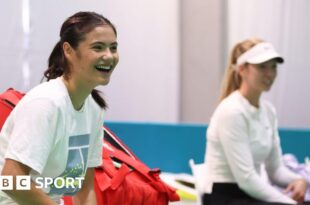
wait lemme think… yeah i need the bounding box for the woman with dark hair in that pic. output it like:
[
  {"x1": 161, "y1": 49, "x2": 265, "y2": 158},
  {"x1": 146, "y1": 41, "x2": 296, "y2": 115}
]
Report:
[
  {"x1": 202, "y1": 38, "x2": 308, "y2": 205},
  {"x1": 0, "y1": 11, "x2": 119, "y2": 204}
]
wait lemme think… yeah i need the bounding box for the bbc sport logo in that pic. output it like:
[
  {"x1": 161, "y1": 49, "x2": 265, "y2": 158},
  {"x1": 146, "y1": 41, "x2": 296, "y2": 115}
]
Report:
[{"x1": 0, "y1": 176, "x2": 84, "y2": 190}]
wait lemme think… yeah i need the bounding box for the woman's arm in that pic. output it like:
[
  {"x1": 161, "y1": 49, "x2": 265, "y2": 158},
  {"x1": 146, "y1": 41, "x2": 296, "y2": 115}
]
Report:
[
  {"x1": 1, "y1": 159, "x2": 58, "y2": 205},
  {"x1": 72, "y1": 168, "x2": 97, "y2": 205},
  {"x1": 264, "y1": 117, "x2": 307, "y2": 203},
  {"x1": 264, "y1": 131, "x2": 307, "y2": 195}
]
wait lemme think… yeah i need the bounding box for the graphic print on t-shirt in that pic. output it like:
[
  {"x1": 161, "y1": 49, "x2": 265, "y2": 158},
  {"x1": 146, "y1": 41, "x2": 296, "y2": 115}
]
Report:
[{"x1": 49, "y1": 134, "x2": 89, "y2": 196}]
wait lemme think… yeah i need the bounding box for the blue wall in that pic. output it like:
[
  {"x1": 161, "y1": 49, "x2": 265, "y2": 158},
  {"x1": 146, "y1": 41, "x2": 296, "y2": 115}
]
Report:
[
  {"x1": 105, "y1": 122, "x2": 310, "y2": 174},
  {"x1": 278, "y1": 128, "x2": 310, "y2": 162}
]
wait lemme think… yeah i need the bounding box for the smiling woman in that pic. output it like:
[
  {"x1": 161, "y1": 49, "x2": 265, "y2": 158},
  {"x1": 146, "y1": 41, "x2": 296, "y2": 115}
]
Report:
[
  {"x1": 0, "y1": 11, "x2": 118, "y2": 205},
  {"x1": 60, "y1": 24, "x2": 119, "y2": 110},
  {"x1": 202, "y1": 38, "x2": 309, "y2": 205},
  {"x1": 44, "y1": 12, "x2": 119, "y2": 110}
]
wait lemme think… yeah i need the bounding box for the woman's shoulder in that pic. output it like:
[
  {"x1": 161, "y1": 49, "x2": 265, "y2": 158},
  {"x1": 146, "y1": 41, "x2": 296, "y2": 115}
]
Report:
[
  {"x1": 21, "y1": 78, "x2": 68, "y2": 108},
  {"x1": 261, "y1": 99, "x2": 276, "y2": 110},
  {"x1": 211, "y1": 91, "x2": 256, "y2": 127},
  {"x1": 216, "y1": 91, "x2": 246, "y2": 114},
  {"x1": 87, "y1": 94, "x2": 105, "y2": 117},
  {"x1": 29, "y1": 78, "x2": 65, "y2": 94},
  {"x1": 261, "y1": 99, "x2": 277, "y2": 120}
]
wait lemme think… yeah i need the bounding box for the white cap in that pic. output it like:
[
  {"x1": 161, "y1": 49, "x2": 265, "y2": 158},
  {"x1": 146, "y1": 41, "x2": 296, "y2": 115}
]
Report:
[{"x1": 236, "y1": 42, "x2": 284, "y2": 66}]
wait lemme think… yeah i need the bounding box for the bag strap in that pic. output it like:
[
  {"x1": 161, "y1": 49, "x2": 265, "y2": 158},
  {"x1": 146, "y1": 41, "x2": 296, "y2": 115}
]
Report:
[
  {"x1": 100, "y1": 126, "x2": 180, "y2": 201},
  {"x1": 0, "y1": 88, "x2": 25, "y2": 107},
  {"x1": 103, "y1": 142, "x2": 180, "y2": 201},
  {"x1": 102, "y1": 126, "x2": 154, "y2": 178},
  {"x1": 103, "y1": 126, "x2": 137, "y2": 159},
  {"x1": 104, "y1": 142, "x2": 154, "y2": 180}
]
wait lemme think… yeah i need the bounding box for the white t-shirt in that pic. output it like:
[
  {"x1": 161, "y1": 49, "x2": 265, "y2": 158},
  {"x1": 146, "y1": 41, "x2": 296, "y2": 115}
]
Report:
[
  {"x1": 0, "y1": 77, "x2": 104, "y2": 204},
  {"x1": 204, "y1": 90, "x2": 302, "y2": 204}
]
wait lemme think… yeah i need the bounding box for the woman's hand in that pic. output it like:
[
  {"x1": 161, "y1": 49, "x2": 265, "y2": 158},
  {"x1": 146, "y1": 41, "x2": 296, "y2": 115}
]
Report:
[
  {"x1": 1, "y1": 159, "x2": 58, "y2": 205},
  {"x1": 73, "y1": 168, "x2": 97, "y2": 205},
  {"x1": 284, "y1": 179, "x2": 308, "y2": 204}
]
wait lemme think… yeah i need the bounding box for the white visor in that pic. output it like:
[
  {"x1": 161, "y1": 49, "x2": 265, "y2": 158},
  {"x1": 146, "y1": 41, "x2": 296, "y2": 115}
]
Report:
[{"x1": 236, "y1": 42, "x2": 284, "y2": 66}]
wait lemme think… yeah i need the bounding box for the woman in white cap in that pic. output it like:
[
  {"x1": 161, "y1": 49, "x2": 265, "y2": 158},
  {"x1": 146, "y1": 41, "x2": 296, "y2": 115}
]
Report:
[{"x1": 202, "y1": 38, "x2": 309, "y2": 205}]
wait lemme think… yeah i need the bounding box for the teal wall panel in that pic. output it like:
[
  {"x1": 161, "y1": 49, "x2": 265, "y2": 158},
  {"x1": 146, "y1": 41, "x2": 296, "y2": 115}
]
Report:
[{"x1": 105, "y1": 122, "x2": 310, "y2": 174}]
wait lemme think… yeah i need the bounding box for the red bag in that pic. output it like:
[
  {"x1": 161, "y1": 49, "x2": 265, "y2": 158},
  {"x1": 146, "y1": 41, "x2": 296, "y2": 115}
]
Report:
[
  {"x1": 96, "y1": 127, "x2": 179, "y2": 204},
  {"x1": 0, "y1": 88, "x2": 25, "y2": 130},
  {"x1": 63, "y1": 126, "x2": 180, "y2": 205}
]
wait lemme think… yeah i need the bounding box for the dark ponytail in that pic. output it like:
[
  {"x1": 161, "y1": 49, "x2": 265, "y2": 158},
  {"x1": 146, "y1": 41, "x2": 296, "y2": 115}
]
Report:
[
  {"x1": 91, "y1": 90, "x2": 107, "y2": 109},
  {"x1": 42, "y1": 11, "x2": 116, "y2": 109},
  {"x1": 43, "y1": 41, "x2": 67, "y2": 81}
]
